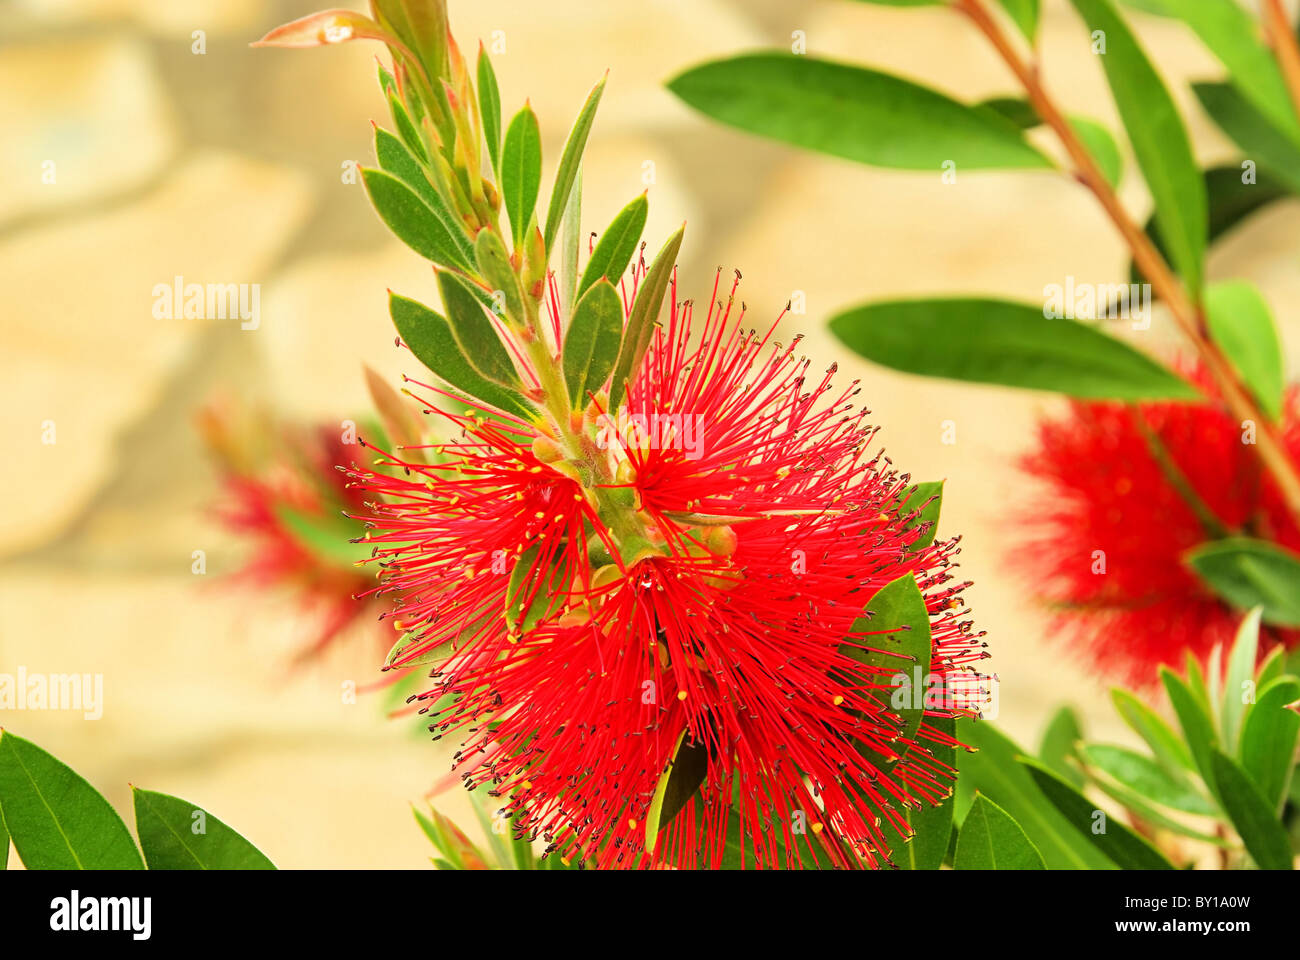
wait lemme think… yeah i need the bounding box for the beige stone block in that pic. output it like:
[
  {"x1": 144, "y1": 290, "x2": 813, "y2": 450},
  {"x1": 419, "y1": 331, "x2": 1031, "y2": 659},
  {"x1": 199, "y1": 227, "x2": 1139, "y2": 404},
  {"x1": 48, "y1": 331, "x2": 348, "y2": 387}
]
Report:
[{"x1": 0, "y1": 152, "x2": 313, "y2": 558}]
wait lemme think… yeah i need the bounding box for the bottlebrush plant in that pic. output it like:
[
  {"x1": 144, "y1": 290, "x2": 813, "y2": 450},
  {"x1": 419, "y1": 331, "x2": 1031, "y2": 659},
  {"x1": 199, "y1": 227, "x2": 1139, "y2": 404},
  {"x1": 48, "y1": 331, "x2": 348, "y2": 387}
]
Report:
[
  {"x1": 253, "y1": 1, "x2": 989, "y2": 870},
  {"x1": 668, "y1": 0, "x2": 1300, "y2": 680}
]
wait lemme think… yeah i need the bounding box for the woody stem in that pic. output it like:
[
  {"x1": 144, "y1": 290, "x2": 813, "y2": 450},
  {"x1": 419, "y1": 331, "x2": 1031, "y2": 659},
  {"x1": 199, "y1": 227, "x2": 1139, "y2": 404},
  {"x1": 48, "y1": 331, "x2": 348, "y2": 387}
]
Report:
[{"x1": 954, "y1": 0, "x2": 1300, "y2": 526}]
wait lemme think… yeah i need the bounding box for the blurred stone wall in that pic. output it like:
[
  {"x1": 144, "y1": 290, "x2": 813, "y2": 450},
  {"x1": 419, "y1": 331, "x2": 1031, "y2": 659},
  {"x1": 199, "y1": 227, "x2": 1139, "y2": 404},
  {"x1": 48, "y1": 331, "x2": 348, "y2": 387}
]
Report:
[{"x1": 3, "y1": 0, "x2": 1298, "y2": 867}]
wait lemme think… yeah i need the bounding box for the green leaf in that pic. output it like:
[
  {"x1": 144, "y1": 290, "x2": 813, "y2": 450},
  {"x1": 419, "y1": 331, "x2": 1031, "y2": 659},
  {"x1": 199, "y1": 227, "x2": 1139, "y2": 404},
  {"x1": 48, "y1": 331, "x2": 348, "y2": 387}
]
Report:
[
  {"x1": 1240, "y1": 675, "x2": 1300, "y2": 811},
  {"x1": 1204, "y1": 282, "x2": 1284, "y2": 421},
  {"x1": 389, "y1": 292, "x2": 532, "y2": 419},
  {"x1": 1087, "y1": 775, "x2": 1230, "y2": 846},
  {"x1": 956, "y1": 719, "x2": 1116, "y2": 868},
  {"x1": 1080, "y1": 744, "x2": 1215, "y2": 815},
  {"x1": 644, "y1": 732, "x2": 708, "y2": 851},
  {"x1": 668, "y1": 53, "x2": 1052, "y2": 171},
  {"x1": 545, "y1": 75, "x2": 606, "y2": 253},
  {"x1": 717, "y1": 799, "x2": 831, "y2": 870},
  {"x1": 1222, "y1": 606, "x2": 1264, "y2": 752},
  {"x1": 1069, "y1": 0, "x2": 1207, "y2": 292},
  {"x1": 559, "y1": 166, "x2": 583, "y2": 321},
  {"x1": 0, "y1": 731, "x2": 143, "y2": 869},
  {"x1": 0, "y1": 800, "x2": 8, "y2": 870},
  {"x1": 477, "y1": 46, "x2": 503, "y2": 179},
  {"x1": 362, "y1": 167, "x2": 472, "y2": 271},
  {"x1": 374, "y1": 128, "x2": 475, "y2": 267},
  {"x1": 1162, "y1": 0, "x2": 1300, "y2": 144},
  {"x1": 1161, "y1": 665, "x2": 1221, "y2": 798},
  {"x1": 1193, "y1": 82, "x2": 1300, "y2": 195},
  {"x1": 896, "y1": 480, "x2": 943, "y2": 551},
  {"x1": 608, "y1": 223, "x2": 684, "y2": 413},
  {"x1": 436, "y1": 270, "x2": 522, "y2": 389},
  {"x1": 563, "y1": 279, "x2": 624, "y2": 408},
  {"x1": 473, "y1": 229, "x2": 526, "y2": 327},
  {"x1": 1133, "y1": 166, "x2": 1292, "y2": 287},
  {"x1": 132, "y1": 788, "x2": 274, "y2": 870},
  {"x1": 1021, "y1": 758, "x2": 1176, "y2": 868},
  {"x1": 1185, "y1": 538, "x2": 1300, "y2": 627},
  {"x1": 1211, "y1": 749, "x2": 1294, "y2": 869},
  {"x1": 998, "y1": 0, "x2": 1041, "y2": 43},
  {"x1": 1070, "y1": 115, "x2": 1123, "y2": 187},
  {"x1": 505, "y1": 544, "x2": 567, "y2": 636},
  {"x1": 877, "y1": 716, "x2": 957, "y2": 869},
  {"x1": 954, "y1": 795, "x2": 1045, "y2": 869},
  {"x1": 845, "y1": 574, "x2": 931, "y2": 753},
  {"x1": 387, "y1": 88, "x2": 429, "y2": 165},
  {"x1": 502, "y1": 104, "x2": 542, "y2": 248},
  {"x1": 978, "y1": 96, "x2": 1040, "y2": 129},
  {"x1": 578, "y1": 193, "x2": 648, "y2": 299},
  {"x1": 1039, "y1": 705, "x2": 1086, "y2": 789},
  {"x1": 274, "y1": 505, "x2": 371, "y2": 569},
  {"x1": 829, "y1": 298, "x2": 1199, "y2": 399},
  {"x1": 1111, "y1": 687, "x2": 1196, "y2": 776}
]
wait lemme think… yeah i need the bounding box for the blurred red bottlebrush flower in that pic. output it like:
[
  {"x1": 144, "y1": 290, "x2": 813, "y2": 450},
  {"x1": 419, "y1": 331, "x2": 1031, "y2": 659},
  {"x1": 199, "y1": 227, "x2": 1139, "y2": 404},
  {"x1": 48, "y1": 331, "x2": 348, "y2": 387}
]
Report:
[
  {"x1": 1012, "y1": 372, "x2": 1300, "y2": 687},
  {"x1": 347, "y1": 268, "x2": 987, "y2": 869},
  {"x1": 199, "y1": 404, "x2": 386, "y2": 663}
]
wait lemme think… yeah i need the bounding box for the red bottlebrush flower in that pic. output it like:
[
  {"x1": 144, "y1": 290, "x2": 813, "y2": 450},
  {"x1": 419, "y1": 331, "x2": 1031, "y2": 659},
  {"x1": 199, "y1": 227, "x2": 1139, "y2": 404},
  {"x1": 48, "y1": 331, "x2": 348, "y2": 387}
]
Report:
[
  {"x1": 1012, "y1": 372, "x2": 1300, "y2": 687},
  {"x1": 200, "y1": 404, "x2": 385, "y2": 662},
  {"x1": 348, "y1": 266, "x2": 985, "y2": 870}
]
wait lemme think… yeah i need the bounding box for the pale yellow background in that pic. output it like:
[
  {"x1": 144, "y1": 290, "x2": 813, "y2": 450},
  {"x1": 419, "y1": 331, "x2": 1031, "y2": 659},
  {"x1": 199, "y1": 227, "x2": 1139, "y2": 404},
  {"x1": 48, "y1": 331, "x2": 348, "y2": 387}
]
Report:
[{"x1": 2, "y1": 0, "x2": 1298, "y2": 867}]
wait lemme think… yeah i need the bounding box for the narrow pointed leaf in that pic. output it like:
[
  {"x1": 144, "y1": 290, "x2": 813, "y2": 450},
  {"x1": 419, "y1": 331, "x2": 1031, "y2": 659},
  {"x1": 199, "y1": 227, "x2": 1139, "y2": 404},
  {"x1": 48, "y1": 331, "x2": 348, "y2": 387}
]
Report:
[
  {"x1": 1069, "y1": 0, "x2": 1206, "y2": 292},
  {"x1": 132, "y1": 788, "x2": 274, "y2": 869},
  {"x1": 1021, "y1": 758, "x2": 1175, "y2": 868},
  {"x1": 1039, "y1": 705, "x2": 1085, "y2": 789},
  {"x1": 560, "y1": 166, "x2": 583, "y2": 321},
  {"x1": 954, "y1": 795, "x2": 1045, "y2": 869},
  {"x1": 1161, "y1": 665, "x2": 1221, "y2": 799},
  {"x1": 1211, "y1": 749, "x2": 1294, "y2": 869},
  {"x1": 998, "y1": 0, "x2": 1041, "y2": 43},
  {"x1": 1222, "y1": 606, "x2": 1264, "y2": 751},
  {"x1": 374, "y1": 128, "x2": 474, "y2": 267},
  {"x1": 830, "y1": 298, "x2": 1198, "y2": 399},
  {"x1": 545, "y1": 76, "x2": 607, "y2": 252},
  {"x1": 1069, "y1": 115, "x2": 1122, "y2": 187},
  {"x1": 1111, "y1": 687, "x2": 1196, "y2": 775},
  {"x1": 578, "y1": 193, "x2": 648, "y2": 298},
  {"x1": 1240, "y1": 676, "x2": 1300, "y2": 811},
  {"x1": 436, "y1": 270, "x2": 522, "y2": 389},
  {"x1": 668, "y1": 53, "x2": 1051, "y2": 170},
  {"x1": 477, "y1": 46, "x2": 502, "y2": 178},
  {"x1": 1185, "y1": 538, "x2": 1300, "y2": 627},
  {"x1": 876, "y1": 716, "x2": 956, "y2": 869},
  {"x1": 845, "y1": 574, "x2": 931, "y2": 751},
  {"x1": 956, "y1": 719, "x2": 1117, "y2": 868},
  {"x1": 1204, "y1": 282, "x2": 1284, "y2": 421},
  {"x1": 252, "y1": 10, "x2": 400, "y2": 51},
  {"x1": 389, "y1": 292, "x2": 531, "y2": 418},
  {"x1": 0, "y1": 732, "x2": 143, "y2": 869},
  {"x1": 1079, "y1": 744, "x2": 1216, "y2": 815},
  {"x1": 896, "y1": 480, "x2": 943, "y2": 551},
  {"x1": 563, "y1": 279, "x2": 624, "y2": 408},
  {"x1": 609, "y1": 224, "x2": 684, "y2": 412},
  {"x1": 1193, "y1": 82, "x2": 1300, "y2": 195},
  {"x1": 645, "y1": 732, "x2": 708, "y2": 851},
  {"x1": 473, "y1": 229, "x2": 526, "y2": 326},
  {"x1": 1164, "y1": 0, "x2": 1300, "y2": 142},
  {"x1": 502, "y1": 105, "x2": 542, "y2": 247},
  {"x1": 362, "y1": 167, "x2": 472, "y2": 271},
  {"x1": 1133, "y1": 166, "x2": 1291, "y2": 287}
]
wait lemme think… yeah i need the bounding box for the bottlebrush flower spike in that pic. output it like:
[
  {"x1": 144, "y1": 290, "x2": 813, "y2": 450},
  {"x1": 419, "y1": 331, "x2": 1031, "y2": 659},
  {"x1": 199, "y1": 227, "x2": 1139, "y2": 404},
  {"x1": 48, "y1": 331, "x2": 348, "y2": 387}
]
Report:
[
  {"x1": 347, "y1": 266, "x2": 986, "y2": 869},
  {"x1": 257, "y1": 1, "x2": 986, "y2": 869},
  {"x1": 1012, "y1": 371, "x2": 1300, "y2": 687},
  {"x1": 198, "y1": 401, "x2": 389, "y2": 664}
]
